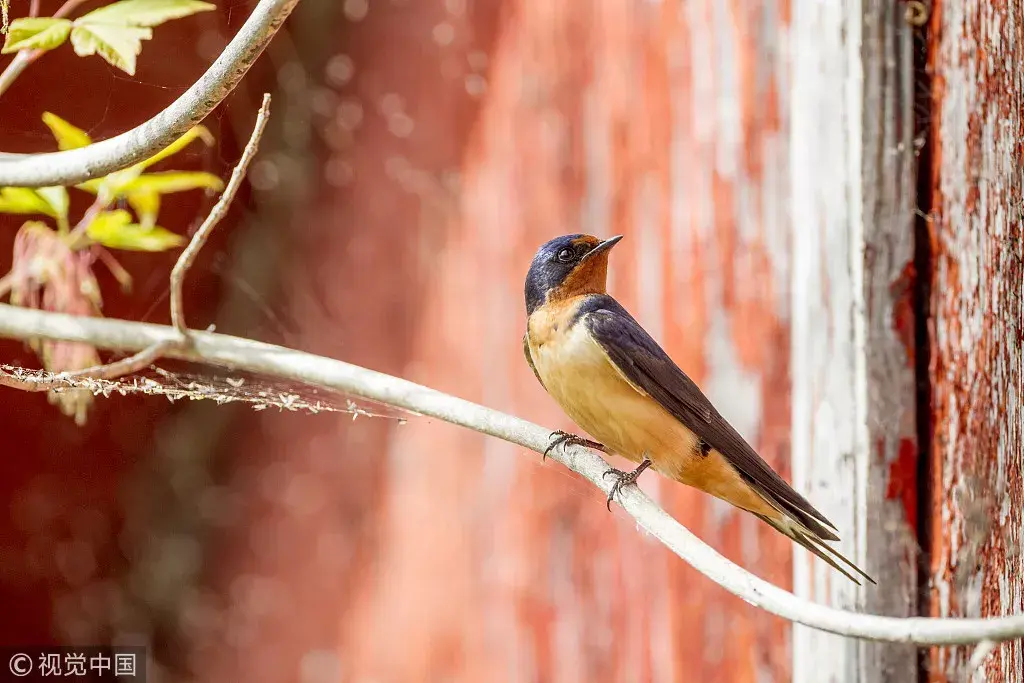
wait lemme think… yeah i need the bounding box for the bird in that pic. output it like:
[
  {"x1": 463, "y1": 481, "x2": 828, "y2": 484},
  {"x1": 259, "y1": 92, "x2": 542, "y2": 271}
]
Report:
[{"x1": 522, "y1": 233, "x2": 875, "y2": 584}]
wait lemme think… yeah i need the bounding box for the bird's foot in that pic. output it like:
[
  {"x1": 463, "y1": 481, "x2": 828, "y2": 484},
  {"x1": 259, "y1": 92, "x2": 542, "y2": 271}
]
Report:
[
  {"x1": 602, "y1": 457, "x2": 653, "y2": 511},
  {"x1": 543, "y1": 430, "x2": 607, "y2": 460}
]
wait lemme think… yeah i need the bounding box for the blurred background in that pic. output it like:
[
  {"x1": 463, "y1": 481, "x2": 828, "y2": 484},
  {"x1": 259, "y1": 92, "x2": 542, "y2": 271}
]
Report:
[{"x1": 1, "y1": 0, "x2": 1022, "y2": 682}]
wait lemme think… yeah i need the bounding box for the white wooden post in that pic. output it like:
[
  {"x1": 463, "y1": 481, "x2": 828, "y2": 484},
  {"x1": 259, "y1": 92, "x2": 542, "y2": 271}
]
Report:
[{"x1": 791, "y1": 0, "x2": 921, "y2": 680}]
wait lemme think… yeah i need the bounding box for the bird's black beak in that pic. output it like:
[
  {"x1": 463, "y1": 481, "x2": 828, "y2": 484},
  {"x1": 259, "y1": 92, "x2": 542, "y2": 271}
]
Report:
[{"x1": 582, "y1": 234, "x2": 623, "y2": 262}]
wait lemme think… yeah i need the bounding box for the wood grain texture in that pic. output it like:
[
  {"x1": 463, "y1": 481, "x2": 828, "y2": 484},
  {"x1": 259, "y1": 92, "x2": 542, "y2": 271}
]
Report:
[
  {"x1": 790, "y1": 0, "x2": 920, "y2": 680},
  {"x1": 928, "y1": 0, "x2": 1024, "y2": 681}
]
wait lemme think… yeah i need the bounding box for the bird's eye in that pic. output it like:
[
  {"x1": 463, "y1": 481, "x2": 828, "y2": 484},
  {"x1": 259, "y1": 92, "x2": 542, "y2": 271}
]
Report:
[{"x1": 556, "y1": 248, "x2": 574, "y2": 263}]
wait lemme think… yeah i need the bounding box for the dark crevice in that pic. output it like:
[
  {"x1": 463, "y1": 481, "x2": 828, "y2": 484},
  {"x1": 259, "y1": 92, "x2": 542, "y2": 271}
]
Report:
[{"x1": 911, "y1": 8, "x2": 936, "y2": 682}]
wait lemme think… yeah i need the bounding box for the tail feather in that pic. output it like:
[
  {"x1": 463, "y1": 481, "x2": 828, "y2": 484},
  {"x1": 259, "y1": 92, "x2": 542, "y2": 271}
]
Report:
[
  {"x1": 736, "y1": 469, "x2": 840, "y2": 541},
  {"x1": 751, "y1": 510, "x2": 877, "y2": 585}
]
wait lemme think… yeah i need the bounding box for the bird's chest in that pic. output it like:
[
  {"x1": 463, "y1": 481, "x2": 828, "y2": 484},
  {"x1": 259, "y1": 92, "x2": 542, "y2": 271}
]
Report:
[
  {"x1": 527, "y1": 308, "x2": 651, "y2": 456},
  {"x1": 529, "y1": 316, "x2": 612, "y2": 399}
]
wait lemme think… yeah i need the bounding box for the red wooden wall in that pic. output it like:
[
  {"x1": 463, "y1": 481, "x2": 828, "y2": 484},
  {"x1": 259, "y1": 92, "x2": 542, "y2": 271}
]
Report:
[{"x1": 195, "y1": 1, "x2": 796, "y2": 681}]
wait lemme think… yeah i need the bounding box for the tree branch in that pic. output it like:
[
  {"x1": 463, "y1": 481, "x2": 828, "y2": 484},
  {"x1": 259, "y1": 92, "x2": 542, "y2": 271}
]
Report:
[
  {"x1": 0, "y1": 339, "x2": 181, "y2": 390},
  {"x1": 170, "y1": 93, "x2": 270, "y2": 336},
  {"x1": 0, "y1": 0, "x2": 300, "y2": 187},
  {"x1": 0, "y1": 301, "x2": 1021, "y2": 646}
]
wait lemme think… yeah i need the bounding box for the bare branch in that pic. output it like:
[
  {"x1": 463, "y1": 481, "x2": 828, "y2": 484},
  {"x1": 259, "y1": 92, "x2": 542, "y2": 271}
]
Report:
[
  {"x1": 0, "y1": 301, "x2": 1021, "y2": 646},
  {"x1": 0, "y1": 52, "x2": 32, "y2": 98},
  {"x1": 966, "y1": 639, "x2": 998, "y2": 678},
  {"x1": 0, "y1": 0, "x2": 299, "y2": 187},
  {"x1": 0, "y1": 339, "x2": 182, "y2": 391},
  {"x1": 170, "y1": 94, "x2": 271, "y2": 337}
]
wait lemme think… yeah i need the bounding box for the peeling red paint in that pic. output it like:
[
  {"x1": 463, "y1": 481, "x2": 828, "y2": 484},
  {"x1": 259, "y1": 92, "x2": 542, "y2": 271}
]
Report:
[
  {"x1": 890, "y1": 260, "x2": 917, "y2": 370},
  {"x1": 928, "y1": 0, "x2": 1024, "y2": 681},
  {"x1": 884, "y1": 438, "x2": 919, "y2": 534}
]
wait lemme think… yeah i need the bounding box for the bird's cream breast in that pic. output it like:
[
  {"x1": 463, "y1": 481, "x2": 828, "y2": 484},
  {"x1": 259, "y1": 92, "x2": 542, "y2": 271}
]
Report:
[{"x1": 528, "y1": 307, "x2": 688, "y2": 463}]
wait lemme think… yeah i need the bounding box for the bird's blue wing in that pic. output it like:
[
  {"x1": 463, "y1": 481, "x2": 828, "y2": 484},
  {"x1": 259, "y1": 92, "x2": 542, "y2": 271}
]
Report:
[{"x1": 579, "y1": 294, "x2": 839, "y2": 541}]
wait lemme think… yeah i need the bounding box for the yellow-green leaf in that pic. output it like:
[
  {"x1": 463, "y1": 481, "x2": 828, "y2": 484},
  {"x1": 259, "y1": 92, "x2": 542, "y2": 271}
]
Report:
[
  {"x1": 86, "y1": 208, "x2": 132, "y2": 232},
  {"x1": 1, "y1": 17, "x2": 73, "y2": 54},
  {"x1": 122, "y1": 171, "x2": 224, "y2": 195},
  {"x1": 75, "y1": 167, "x2": 142, "y2": 201},
  {"x1": 127, "y1": 191, "x2": 159, "y2": 228},
  {"x1": 86, "y1": 210, "x2": 185, "y2": 251},
  {"x1": 41, "y1": 112, "x2": 92, "y2": 150},
  {"x1": 36, "y1": 186, "x2": 70, "y2": 231},
  {"x1": 0, "y1": 187, "x2": 56, "y2": 217},
  {"x1": 74, "y1": 178, "x2": 104, "y2": 195},
  {"x1": 69, "y1": 23, "x2": 151, "y2": 75},
  {"x1": 77, "y1": 0, "x2": 215, "y2": 28},
  {"x1": 75, "y1": 127, "x2": 215, "y2": 200},
  {"x1": 95, "y1": 224, "x2": 185, "y2": 251},
  {"x1": 138, "y1": 126, "x2": 214, "y2": 170}
]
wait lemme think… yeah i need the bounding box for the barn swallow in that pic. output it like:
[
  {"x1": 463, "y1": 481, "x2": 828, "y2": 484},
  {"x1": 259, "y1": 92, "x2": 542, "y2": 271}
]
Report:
[{"x1": 523, "y1": 234, "x2": 875, "y2": 584}]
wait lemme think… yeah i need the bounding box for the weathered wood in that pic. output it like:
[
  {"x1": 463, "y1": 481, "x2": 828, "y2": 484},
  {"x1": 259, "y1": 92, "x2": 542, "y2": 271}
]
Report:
[
  {"x1": 790, "y1": 0, "x2": 920, "y2": 680},
  {"x1": 928, "y1": 1, "x2": 1024, "y2": 681}
]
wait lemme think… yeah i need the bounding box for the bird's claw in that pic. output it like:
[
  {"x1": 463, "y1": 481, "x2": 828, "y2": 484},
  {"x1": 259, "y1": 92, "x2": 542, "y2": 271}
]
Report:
[
  {"x1": 602, "y1": 458, "x2": 652, "y2": 511},
  {"x1": 543, "y1": 430, "x2": 606, "y2": 461}
]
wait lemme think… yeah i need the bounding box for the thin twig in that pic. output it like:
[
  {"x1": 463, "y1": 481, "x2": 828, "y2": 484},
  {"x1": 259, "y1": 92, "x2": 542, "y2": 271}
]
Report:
[
  {"x1": 69, "y1": 192, "x2": 110, "y2": 241},
  {"x1": 965, "y1": 639, "x2": 997, "y2": 679},
  {"x1": 0, "y1": 339, "x2": 183, "y2": 391},
  {"x1": 29, "y1": 0, "x2": 41, "y2": 18},
  {"x1": 47, "y1": 0, "x2": 86, "y2": 20},
  {"x1": 0, "y1": 301, "x2": 1022, "y2": 646},
  {"x1": 0, "y1": 51, "x2": 33, "y2": 98},
  {"x1": 170, "y1": 93, "x2": 270, "y2": 337},
  {"x1": 0, "y1": 0, "x2": 299, "y2": 186},
  {"x1": 95, "y1": 247, "x2": 132, "y2": 292}
]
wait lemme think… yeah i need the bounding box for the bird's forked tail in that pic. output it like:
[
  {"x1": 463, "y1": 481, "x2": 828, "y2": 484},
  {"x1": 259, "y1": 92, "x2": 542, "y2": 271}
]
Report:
[{"x1": 752, "y1": 511, "x2": 876, "y2": 585}]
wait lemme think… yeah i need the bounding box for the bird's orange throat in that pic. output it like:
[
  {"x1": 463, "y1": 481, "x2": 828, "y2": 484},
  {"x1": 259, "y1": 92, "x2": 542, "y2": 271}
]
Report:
[{"x1": 546, "y1": 255, "x2": 610, "y2": 304}]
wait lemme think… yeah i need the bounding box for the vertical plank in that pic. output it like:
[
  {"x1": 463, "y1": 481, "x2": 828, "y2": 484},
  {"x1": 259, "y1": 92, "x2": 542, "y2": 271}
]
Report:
[
  {"x1": 928, "y1": 1, "x2": 1024, "y2": 681},
  {"x1": 791, "y1": 0, "x2": 920, "y2": 680}
]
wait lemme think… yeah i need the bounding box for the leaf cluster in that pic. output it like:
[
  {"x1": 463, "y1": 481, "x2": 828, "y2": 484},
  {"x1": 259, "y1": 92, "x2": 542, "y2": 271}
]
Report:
[
  {"x1": 0, "y1": 112, "x2": 222, "y2": 254},
  {"x1": 2, "y1": 0, "x2": 214, "y2": 75}
]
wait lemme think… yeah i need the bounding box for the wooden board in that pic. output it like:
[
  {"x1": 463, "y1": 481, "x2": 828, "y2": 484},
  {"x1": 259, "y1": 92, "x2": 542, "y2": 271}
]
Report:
[
  {"x1": 790, "y1": 0, "x2": 921, "y2": 680},
  {"x1": 927, "y1": 1, "x2": 1024, "y2": 681}
]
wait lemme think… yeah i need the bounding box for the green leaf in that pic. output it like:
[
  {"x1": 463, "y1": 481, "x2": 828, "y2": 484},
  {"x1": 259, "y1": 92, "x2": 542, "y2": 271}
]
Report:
[
  {"x1": 75, "y1": 166, "x2": 143, "y2": 202},
  {"x1": 36, "y1": 187, "x2": 70, "y2": 231},
  {"x1": 127, "y1": 191, "x2": 159, "y2": 228},
  {"x1": 75, "y1": 127, "x2": 215, "y2": 201},
  {"x1": 74, "y1": 178, "x2": 105, "y2": 195},
  {"x1": 41, "y1": 112, "x2": 92, "y2": 150},
  {"x1": 69, "y1": 23, "x2": 151, "y2": 75},
  {"x1": 0, "y1": 187, "x2": 56, "y2": 217},
  {"x1": 122, "y1": 171, "x2": 224, "y2": 195},
  {"x1": 137, "y1": 126, "x2": 214, "y2": 170},
  {"x1": 77, "y1": 0, "x2": 215, "y2": 28},
  {"x1": 96, "y1": 223, "x2": 185, "y2": 252},
  {"x1": 68, "y1": 0, "x2": 214, "y2": 74},
  {"x1": 86, "y1": 209, "x2": 185, "y2": 251},
  {"x1": 85, "y1": 207, "x2": 131, "y2": 232},
  {"x1": 1, "y1": 17, "x2": 73, "y2": 54}
]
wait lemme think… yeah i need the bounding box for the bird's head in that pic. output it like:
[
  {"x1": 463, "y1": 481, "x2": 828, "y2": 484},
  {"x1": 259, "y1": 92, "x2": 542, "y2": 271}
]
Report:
[{"x1": 524, "y1": 234, "x2": 623, "y2": 315}]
